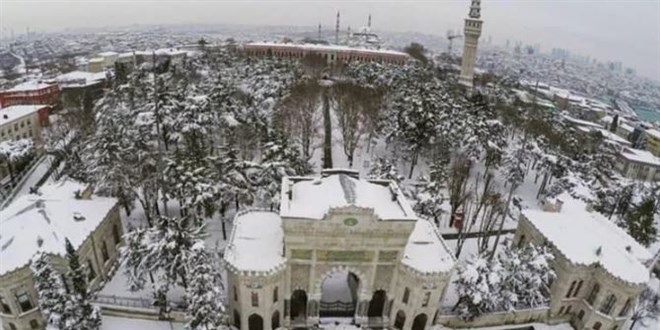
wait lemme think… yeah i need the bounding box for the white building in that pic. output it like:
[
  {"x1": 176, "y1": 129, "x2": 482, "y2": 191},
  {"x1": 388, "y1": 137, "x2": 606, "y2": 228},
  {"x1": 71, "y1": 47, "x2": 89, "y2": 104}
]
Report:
[
  {"x1": 0, "y1": 104, "x2": 49, "y2": 145},
  {"x1": 0, "y1": 180, "x2": 122, "y2": 330},
  {"x1": 224, "y1": 170, "x2": 455, "y2": 330},
  {"x1": 459, "y1": 0, "x2": 483, "y2": 89},
  {"x1": 515, "y1": 193, "x2": 651, "y2": 330},
  {"x1": 615, "y1": 147, "x2": 660, "y2": 181}
]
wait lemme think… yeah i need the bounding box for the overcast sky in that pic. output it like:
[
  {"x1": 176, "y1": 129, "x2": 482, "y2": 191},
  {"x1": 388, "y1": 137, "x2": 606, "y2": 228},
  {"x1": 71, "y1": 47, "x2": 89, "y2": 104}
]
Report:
[{"x1": 2, "y1": 0, "x2": 659, "y2": 80}]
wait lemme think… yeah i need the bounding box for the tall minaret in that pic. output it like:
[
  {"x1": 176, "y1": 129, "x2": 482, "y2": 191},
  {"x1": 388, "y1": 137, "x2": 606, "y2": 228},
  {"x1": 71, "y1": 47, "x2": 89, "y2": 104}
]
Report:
[
  {"x1": 459, "y1": 0, "x2": 483, "y2": 89},
  {"x1": 335, "y1": 11, "x2": 340, "y2": 44}
]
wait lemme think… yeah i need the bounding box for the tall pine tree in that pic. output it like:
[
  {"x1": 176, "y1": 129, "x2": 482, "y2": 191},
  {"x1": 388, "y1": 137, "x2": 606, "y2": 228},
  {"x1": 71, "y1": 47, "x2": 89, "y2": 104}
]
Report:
[{"x1": 32, "y1": 253, "x2": 68, "y2": 330}]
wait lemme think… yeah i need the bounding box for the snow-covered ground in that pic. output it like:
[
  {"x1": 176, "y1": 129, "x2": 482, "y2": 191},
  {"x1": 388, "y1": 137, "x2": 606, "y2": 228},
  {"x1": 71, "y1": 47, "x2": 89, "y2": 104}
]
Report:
[
  {"x1": 101, "y1": 315, "x2": 184, "y2": 330},
  {"x1": 320, "y1": 271, "x2": 354, "y2": 303}
]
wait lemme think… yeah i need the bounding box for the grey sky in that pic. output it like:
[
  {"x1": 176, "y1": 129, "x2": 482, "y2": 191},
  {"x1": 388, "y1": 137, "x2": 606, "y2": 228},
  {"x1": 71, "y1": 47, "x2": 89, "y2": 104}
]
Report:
[{"x1": 2, "y1": 0, "x2": 659, "y2": 80}]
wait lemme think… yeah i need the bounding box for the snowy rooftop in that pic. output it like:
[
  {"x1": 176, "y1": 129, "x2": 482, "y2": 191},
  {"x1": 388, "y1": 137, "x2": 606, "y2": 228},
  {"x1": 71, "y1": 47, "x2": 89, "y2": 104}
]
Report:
[
  {"x1": 402, "y1": 219, "x2": 455, "y2": 274},
  {"x1": 55, "y1": 71, "x2": 107, "y2": 87},
  {"x1": 245, "y1": 42, "x2": 409, "y2": 57},
  {"x1": 522, "y1": 193, "x2": 652, "y2": 284},
  {"x1": 0, "y1": 104, "x2": 48, "y2": 125},
  {"x1": 97, "y1": 51, "x2": 118, "y2": 57},
  {"x1": 646, "y1": 128, "x2": 660, "y2": 140},
  {"x1": 562, "y1": 115, "x2": 603, "y2": 129},
  {"x1": 0, "y1": 180, "x2": 117, "y2": 276},
  {"x1": 6, "y1": 80, "x2": 56, "y2": 92},
  {"x1": 223, "y1": 211, "x2": 285, "y2": 273},
  {"x1": 280, "y1": 173, "x2": 417, "y2": 221},
  {"x1": 619, "y1": 148, "x2": 660, "y2": 167}
]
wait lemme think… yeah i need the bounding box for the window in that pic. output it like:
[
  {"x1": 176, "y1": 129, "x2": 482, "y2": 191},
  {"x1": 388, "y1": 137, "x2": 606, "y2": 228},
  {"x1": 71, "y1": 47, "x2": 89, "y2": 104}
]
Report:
[
  {"x1": 16, "y1": 292, "x2": 33, "y2": 312},
  {"x1": 251, "y1": 292, "x2": 259, "y2": 307},
  {"x1": 30, "y1": 319, "x2": 39, "y2": 329},
  {"x1": 593, "y1": 322, "x2": 602, "y2": 330},
  {"x1": 517, "y1": 235, "x2": 526, "y2": 248},
  {"x1": 101, "y1": 241, "x2": 110, "y2": 262},
  {"x1": 113, "y1": 225, "x2": 121, "y2": 245},
  {"x1": 558, "y1": 306, "x2": 565, "y2": 315},
  {"x1": 0, "y1": 295, "x2": 12, "y2": 314},
  {"x1": 619, "y1": 298, "x2": 632, "y2": 317},
  {"x1": 402, "y1": 288, "x2": 410, "y2": 304},
  {"x1": 573, "y1": 280, "x2": 584, "y2": 297},
  {"x1": 565, "y1": 305, "x2": 572, "y2": 314},
  {"x1": 87, "y1": 259, "x2": 96, "y2": 281},
  {"x1": 577, "y1": 310, "x2": 585, "y2": 320},
  {"x1": 273, "y1": 287, "x2": 278, "y2": 303},
  {"x1": 421, "y1": 292, "x2": 430, "y2": 307},
  {"x1": 566, "y1": 281, "x2": 577, "y2": 298},
  {"x1": 8, "y1": 323, "x2": 16, "y2": 330},
  {"x1": 61, "y1": 274, "x2": 69, "y2": 293},
  {"x1": 612, "y1": 326, "x2": 618, "y2": 330},
  {"x1": 586, "y1": 283, "x2": 600, "y2": 305},
  {"x1": 233, "y1": 286, "x2": 238, "y2": 301},
  {"x1": 600, "y1": 294, "x2": 617, "y2": 315}
]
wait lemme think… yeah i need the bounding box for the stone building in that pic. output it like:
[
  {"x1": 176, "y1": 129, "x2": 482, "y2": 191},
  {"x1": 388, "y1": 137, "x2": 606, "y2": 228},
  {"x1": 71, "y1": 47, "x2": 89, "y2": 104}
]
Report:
[
  {"x1": 224, "y1": 170, "x2": 455, "y2": 330},
  {"x1": 614, "y1": 147, "x2": 660, "y2": 182},
  {"x1": 459, "y1": 0, "x2": 483, "y2": 89},
  {"x1": 514, "y1": 193, "x2": 652, "y2": 330},
  {"x1": 0, "y1": 180, "x2": 123, "y2": 330},
  {"x1": 242, "y1": 42, "x2": 409, "y2": 65}
]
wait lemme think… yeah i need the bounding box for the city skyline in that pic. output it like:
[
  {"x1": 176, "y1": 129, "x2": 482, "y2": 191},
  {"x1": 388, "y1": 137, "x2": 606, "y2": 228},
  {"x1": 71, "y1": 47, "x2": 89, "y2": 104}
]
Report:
[{"x1": 1, "y1": 0, "x2": 659, "y2": 81}]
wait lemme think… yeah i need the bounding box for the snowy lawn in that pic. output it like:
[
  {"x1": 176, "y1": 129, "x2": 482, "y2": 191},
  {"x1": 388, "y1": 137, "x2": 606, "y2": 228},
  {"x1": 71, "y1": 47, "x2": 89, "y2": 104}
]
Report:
[{"x1": 101, "y1": 315, "x2": 185, "y2": 330}]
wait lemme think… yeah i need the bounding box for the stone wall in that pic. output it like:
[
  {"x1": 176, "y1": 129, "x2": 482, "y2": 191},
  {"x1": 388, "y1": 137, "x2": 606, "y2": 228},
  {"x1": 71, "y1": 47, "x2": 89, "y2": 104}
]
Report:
[{"x1": 437, "y1": 307, "x2": 550, "y2": 328}]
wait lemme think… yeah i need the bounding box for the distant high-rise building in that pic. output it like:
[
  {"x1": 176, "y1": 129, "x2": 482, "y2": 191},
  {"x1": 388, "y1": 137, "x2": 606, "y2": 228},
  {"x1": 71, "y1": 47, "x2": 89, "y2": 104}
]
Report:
[{"x1": 459, "y1": 0, "x2": 483, "y2": 89}]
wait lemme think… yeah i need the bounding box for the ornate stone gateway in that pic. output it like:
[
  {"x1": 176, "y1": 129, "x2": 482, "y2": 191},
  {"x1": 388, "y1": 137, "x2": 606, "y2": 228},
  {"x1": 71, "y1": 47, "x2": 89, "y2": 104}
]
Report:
[{"x1": 224, "y1": 171, "x2": 455, "y2": 330}]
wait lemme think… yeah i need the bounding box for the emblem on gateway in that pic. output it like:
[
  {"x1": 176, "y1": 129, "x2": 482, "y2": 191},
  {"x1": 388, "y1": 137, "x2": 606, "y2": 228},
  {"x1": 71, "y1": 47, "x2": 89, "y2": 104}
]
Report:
[{"x1": 343, "y1": 217, "x2": 358, "y2": 226}]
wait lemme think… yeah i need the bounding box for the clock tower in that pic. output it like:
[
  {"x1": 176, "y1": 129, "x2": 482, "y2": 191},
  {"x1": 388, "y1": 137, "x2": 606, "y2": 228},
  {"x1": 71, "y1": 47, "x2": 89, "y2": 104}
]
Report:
[{"x1": 459, "y1": 0, "x2": 483, "y2": 90}]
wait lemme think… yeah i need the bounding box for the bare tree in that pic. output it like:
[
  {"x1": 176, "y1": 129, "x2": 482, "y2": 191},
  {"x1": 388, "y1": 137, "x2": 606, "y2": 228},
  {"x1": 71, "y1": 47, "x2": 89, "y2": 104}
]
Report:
[
  {"x1": 276, "y1": 80, "x2": 322, "y2": 160},
  {"x1": 448, "y1": 154, "x2": 473, "y2": 227},
  {"x1": 333, "y1": 82, "x2": 369, "y2": 168}
]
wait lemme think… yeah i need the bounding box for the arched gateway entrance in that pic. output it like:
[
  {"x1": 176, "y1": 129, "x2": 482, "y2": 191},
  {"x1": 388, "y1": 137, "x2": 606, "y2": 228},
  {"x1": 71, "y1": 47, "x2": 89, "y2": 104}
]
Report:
[{"x1": 319, "y1": 271, "x2": 360, "y2": 318}]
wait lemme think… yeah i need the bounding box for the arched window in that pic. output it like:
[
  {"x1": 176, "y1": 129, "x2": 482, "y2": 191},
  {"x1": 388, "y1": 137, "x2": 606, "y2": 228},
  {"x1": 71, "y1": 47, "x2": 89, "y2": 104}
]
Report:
[
  {"x1": 394, "y1": 310, "x2": 406, "y2": 330},
  {"x1": 101, "y1": 241, "x2": 110, "y2": 262},
  {"x1": 421, "y1": 292, "x2": 431, "y2": 307},
  {"x1": 412, "y1": 313, "x2": 428, "y2": 330},
  {"x1": 271, "y1": 310, "x2": 280, "y2": 330},
  {"x1": 593, "y1": 322, "x2": 602, "y2": 330},
  {"x1": 599, "y1": 294, "x2": 617, "y2": 315},
  {"x1": 233, "y1": 310, "x2": 241, "y2": 329},
  {"x1": 619, "y1": 298, "x2": 632, "y2": 317},
  {"x1": 368, "y1": 290, "x2": 387, "y2": 317},
  {"x1": 566, "y1": 281, "x2": 577, "y2": 298},
  {"x1": 249, "y1": 313, "x2": 264, "y2": 330},
  {"x1": 586, "y1": 283, "x2": 600, "y2": 305},
  {"x1": 273, "y1": 287, "x2": 278, "y2": 303},
  {"x1": 290, "y1": 290, "x2": 307, "y2": 320},
  {"x1": 573, "y1": 280, "x2": 584, "y2": 297},
  {"x1": 251, "y1": 292, "x2": 259, "y2": 307},
  {"x1": 402, "y1": 287, "x2": 410, "y2": 304},
  {"x1": 87, "y1": 259, "x2": 96, "y2": 281},
  {"x1": 577, "y1": 310, "x2": 585, "y2": 320}
]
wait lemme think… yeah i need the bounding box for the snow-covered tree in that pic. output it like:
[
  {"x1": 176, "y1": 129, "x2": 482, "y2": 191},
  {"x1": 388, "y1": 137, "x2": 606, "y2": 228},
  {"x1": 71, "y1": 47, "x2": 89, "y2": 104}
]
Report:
[
  {"x1": 625, "y1": 197, "x2": 658, "y2": 247},
  {"x1": 32, "y1": 253, "x2": 68, "y2": 330},
  {"x1": 367, "y1": 157, "x2": 403, "y2": 184},
  {"x1": 497, "y1": 243, "x2": 555, "y2": 308},
  {"x1": 629, "y1": 287, "x2": 660, "y2": 330},
  {"x1": 185, "y1": 242, "x2": 227, "y2": 330},
  {"x1": 64, "y1": 239, "x2": 101, "y2": 330},
  {"x1": 453, "y1": 254, "x2": 501, "y2": 320}
]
